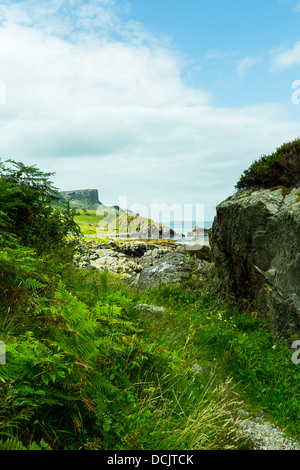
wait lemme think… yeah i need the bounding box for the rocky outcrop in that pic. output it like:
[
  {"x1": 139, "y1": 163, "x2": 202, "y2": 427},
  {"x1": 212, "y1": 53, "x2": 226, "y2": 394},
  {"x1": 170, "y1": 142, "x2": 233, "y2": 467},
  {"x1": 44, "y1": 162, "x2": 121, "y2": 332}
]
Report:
[
  {"x1": 75, "y1": 239, "x2": 212, "y2": 289},
  {"x1": 137, "y1": 248, "x2": 192, "y2": 290},
  {"x1": 59, "y1": 189, "x2": 101, "y2": 209},
  {"x1": 96, "y1": 210, "x2": 176, "y2": 239},
  {"x1": 210, "y1": 187, "x2": 300, "y2": 334},
  {"x1": 57, "y1": 189, "x2": 177, "y2": 239},
  {"x1": 75, "y1": 240, "x2": 144, "y2": 278},
  {"x1": 139, "y1": 248, "x2": 170, "y2": 268}
]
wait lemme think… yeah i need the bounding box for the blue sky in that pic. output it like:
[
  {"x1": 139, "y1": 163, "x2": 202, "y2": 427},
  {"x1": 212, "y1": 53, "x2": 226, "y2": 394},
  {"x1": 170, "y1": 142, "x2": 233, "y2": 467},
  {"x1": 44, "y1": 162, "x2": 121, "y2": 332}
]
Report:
[
  {"x1": 0, "y1": 0, "x2": 300, "y2": 221},
  {"x1": 126, "y1": 0, "x2": 300, "y2": 108}
]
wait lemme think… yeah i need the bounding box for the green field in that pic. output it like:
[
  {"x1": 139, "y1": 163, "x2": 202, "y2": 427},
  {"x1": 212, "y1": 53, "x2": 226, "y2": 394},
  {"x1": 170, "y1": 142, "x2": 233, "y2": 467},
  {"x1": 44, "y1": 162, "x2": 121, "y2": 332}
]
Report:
[{"x1": 73, "y1": 209, "x2": 105, "y2": 235}]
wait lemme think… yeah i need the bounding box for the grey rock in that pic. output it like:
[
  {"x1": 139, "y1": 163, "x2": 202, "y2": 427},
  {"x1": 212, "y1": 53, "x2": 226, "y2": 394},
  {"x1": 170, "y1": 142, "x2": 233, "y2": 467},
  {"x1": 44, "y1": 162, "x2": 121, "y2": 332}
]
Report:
[
  {"x1": 75, "y1": 239, "x2": 212, "y2": 289},
  {"x1": 137, "y1": 248, "x2": 193, "y2": 290},
  {"x1": 119, "y1": 242, "x2": 152, "y2": 258},
  {"x1": 210, "y1": 187, "x2": 300, "y2": 333},
  {"x1": 89, "y1": 253, "x2": 100, "y2": 260},
  {"x1": 139, "y1": 248, "x2": 170, "y2": 268},
  {"x1": 191, "y1": 363, "x2": 203, "y2": 374},
  {"x1": 133, "y1": 304, "x2": 165, "y2": 314},
  {"x1": 58, "y1": 189, "x2": 101, "y2": 209},
  {"x1": 90, "y1": 248, "x2": 143, "y2": 277}
]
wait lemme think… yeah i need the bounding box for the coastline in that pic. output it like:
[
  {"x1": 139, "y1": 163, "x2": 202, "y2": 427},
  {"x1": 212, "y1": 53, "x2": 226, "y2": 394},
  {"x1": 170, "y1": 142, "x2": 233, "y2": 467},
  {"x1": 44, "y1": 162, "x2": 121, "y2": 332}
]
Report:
[
  {"x1": 83, "y1": 233, "x2": 210, "y2": 246},
  {"x1": 82, "y1": 219, "x2": 212, "y2": 247}
]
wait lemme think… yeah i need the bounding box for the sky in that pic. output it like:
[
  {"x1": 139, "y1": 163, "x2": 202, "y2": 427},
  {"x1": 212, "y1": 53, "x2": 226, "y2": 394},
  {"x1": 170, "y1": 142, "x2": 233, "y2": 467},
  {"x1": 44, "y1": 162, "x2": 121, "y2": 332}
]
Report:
[{"x1": 0, "y1": 0, "x2": 300, "y2": 221}]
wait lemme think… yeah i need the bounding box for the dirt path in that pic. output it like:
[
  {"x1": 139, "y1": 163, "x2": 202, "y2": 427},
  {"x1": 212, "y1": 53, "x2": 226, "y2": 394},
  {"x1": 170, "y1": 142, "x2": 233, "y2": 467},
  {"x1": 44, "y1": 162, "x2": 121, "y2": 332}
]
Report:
[{"x1": 237, "y1": 409, "x2": 300, "y2": 450}]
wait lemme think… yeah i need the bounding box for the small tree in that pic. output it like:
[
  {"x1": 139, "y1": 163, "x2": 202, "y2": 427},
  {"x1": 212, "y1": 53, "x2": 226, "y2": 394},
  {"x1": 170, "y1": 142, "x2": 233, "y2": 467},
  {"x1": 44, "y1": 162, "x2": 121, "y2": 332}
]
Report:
[
  {"x1": 0, "y1": 159, "x2": 81, "y2": 313},
  {"x1": 0, "y1": 159, "x2": 80, "y2": 254}
]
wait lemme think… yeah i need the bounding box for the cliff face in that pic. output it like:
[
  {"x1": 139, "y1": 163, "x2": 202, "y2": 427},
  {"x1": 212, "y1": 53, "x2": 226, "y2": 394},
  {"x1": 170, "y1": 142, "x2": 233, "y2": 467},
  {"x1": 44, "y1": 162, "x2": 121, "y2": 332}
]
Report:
[
  {"x1": 58, "y1": 189, "x2": 101, "y2": 209},
  {"x1": 210, "y1": 187, "x2": 300, "y2": 334}
]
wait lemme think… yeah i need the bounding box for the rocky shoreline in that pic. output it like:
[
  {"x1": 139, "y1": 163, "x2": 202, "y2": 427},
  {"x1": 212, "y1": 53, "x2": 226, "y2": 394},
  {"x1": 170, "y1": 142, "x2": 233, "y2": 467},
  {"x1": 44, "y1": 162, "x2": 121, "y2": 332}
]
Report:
[{"x1": 75, "y1": 237, "x2": 212, "y2": 289}]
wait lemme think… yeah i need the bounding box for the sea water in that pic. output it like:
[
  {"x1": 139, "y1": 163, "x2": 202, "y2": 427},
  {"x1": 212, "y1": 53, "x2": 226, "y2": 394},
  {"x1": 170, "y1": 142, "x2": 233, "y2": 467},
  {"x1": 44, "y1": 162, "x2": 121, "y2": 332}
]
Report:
[{"x1": 161, "y1": 220, "x2": 213, "y2": 244}]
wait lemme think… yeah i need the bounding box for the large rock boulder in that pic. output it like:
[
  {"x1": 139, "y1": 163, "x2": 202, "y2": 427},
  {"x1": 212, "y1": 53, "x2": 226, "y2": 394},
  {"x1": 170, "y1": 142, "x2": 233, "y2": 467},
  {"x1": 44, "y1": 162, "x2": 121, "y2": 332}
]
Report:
[
  {"x1": 137, "y1": 248, "x2": 192, "y2": 290},
  {"x1": 210, "y1": 187, "x2": 300, "y2": 333},
  {"x1": 139, "y1": 248, "x2": 171, "y2": 268},
  {"x1": 89, "y1": 247, "x2": 143, "y2": 277},
  {"x1": 137, "y1": 247, "x2": 211, "y2": 290}
]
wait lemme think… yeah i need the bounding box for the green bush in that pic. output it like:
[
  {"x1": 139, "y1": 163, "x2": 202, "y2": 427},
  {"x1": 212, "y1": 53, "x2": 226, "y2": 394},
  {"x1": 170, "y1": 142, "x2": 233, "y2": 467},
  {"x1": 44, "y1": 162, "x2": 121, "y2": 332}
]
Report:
[
  {"x1": 236, "y1": 138, "x2": 300, "y2": 189},
  {"x1": 0, "y1": 159, "x2": 80, "y2": 254}
]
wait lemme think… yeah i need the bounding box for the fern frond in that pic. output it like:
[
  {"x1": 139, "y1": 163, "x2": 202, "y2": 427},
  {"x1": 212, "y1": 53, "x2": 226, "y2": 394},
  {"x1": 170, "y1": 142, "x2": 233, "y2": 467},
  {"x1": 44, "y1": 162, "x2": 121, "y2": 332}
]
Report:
[
  {"x1": 0, "y1": 437, "x2": 26, "y2": 450},
  {"x1": 23, "y1": 277, "x2": 47, "y2": 291},
  {"x1": 95, "y1": 392, "x2": 108, "y2": 418},
  {"x1": 54, "y1": 280, "x2": 70, "y2": 302}
]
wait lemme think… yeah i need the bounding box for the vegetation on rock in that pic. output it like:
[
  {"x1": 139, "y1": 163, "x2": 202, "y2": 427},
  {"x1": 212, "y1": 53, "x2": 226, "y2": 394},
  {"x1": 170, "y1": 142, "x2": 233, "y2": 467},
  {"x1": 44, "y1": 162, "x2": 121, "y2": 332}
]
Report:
[{"x1": 236, "y1": 138, "x2": 300, "y2": 189}]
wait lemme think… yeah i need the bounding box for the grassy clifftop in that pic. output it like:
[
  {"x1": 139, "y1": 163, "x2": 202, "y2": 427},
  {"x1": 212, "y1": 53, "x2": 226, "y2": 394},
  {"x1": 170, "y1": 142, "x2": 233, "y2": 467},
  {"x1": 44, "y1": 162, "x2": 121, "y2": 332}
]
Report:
[
  {"x1": 74, "y1": 208, "x2": 176, "y2": 238},
  {"x1": 58, "y1": 189, "x2": 101, "y2": 209}
]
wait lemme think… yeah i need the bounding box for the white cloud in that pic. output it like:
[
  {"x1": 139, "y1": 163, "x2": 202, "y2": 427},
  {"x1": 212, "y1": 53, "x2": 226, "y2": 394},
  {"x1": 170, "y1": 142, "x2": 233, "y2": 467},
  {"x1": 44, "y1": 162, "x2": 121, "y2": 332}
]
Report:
[
  {"x1": 272, "y1": 41, "x2": 300, "y2": 70},
  {"x1": 236, "y1": 56, "x2": 261, "y2": 77},
  {"x1": 204, "y1": 51, "x2": 239, "y2": 61},
  {"x1": 0, "y1": 0, "x2": 121, "y2": 38},
  {"x1": 0, "y1": 1, "x2": 299, "y2": 220}
]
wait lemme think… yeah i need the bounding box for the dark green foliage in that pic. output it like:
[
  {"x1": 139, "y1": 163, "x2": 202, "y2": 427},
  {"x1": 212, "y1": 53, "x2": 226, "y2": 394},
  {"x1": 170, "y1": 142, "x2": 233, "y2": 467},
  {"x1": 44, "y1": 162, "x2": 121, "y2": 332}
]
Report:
[
  {"x1": 0, "y1": 281, "x2": 136, "y2": 449},
  {"x1": 0, "y1": 437, "x2": 27, "y2": 450},
  {"x1": 236, "y1": 138, "x2": 300, "y2": 189},
  {"x1": 0, "y1": 159, "x2": 82, "y2": 313},
  {"x1": 0, "y1": 159, "x2": 80, "y2": 253}
]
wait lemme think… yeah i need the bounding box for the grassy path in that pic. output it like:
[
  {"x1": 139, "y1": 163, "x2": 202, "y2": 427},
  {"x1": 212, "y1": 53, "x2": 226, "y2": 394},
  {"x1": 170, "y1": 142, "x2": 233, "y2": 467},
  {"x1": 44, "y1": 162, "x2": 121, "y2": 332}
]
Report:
[{"x1": 125, "y1": 272, "x2": 300, "y2": 448}]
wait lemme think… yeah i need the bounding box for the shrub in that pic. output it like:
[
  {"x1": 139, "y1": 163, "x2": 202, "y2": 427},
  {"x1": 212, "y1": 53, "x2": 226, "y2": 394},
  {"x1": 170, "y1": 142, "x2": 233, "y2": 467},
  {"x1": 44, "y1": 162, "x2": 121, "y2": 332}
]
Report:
[
  {"x1": 236, "y1": 138, "x2": 300, "y2": 189},
  {"x1": 0, "y1": 159, "x2": 80, "y2": 254},
  {"x1": 0, "y1": 160, "x2": 81, "y2": 313}
]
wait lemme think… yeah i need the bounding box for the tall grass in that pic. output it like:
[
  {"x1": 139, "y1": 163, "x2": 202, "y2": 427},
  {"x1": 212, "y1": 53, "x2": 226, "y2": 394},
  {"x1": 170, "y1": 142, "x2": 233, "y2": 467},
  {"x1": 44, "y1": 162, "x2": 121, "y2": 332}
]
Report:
[
  {"x1": 61, "y1": 267, "x2": 251, "y2": 450},
  {"x1": 148, "y1": 277, "x2": 300, "y2": 440}
]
